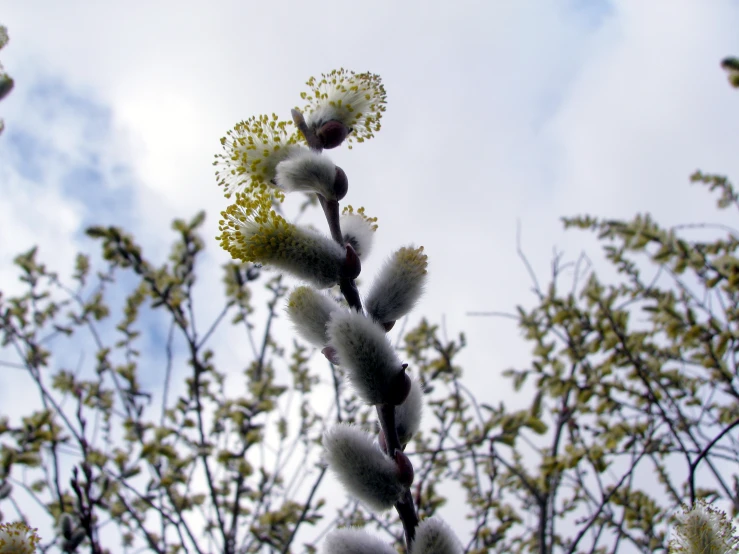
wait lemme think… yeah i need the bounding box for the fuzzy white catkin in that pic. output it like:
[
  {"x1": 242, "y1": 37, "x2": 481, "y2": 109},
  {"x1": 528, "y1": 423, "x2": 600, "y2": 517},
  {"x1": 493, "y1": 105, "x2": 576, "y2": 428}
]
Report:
[
  {"x1": 0, "y1": 521, "x2": 40, "y2": 554},
  {"x1": 286, "y1": 286, "x2": 341, "y2": 347},
  {"x1": 396, "y1": 376, "x2": 423, "y2": 446},
  {"x1": 266, "y1": 225, "x2": 346, "y2": 289},
  {"x1": 274, "y1": 149, "x2": 338, "y2": 199},
  {"x1": 669, "y1": 501, "x2": 739, "y2": 554},
  {"x1": 366, "y1": 246, "x2": 428, "y2": 324},
  {"x1": 327, "y1": 310, "x2": 403, "y2": 405},
  {"x1": 322, "y1": 528, "x2": 397, "y2": 554},
  {"x1": 341, "y1": 214, "x2": 375, "y2": 260},
  {"x1": 308, "y1": 103, "x2": 357, "y2": 133},
  {"x1": 306, "y1": 84, "x2": 377, "y2": 134},
  {"x1": 323, "y1": 423, "x2": 406, "y2": 511},
  {"x1": 411, "y1": 517, "x2": 463, "y2": 554}
]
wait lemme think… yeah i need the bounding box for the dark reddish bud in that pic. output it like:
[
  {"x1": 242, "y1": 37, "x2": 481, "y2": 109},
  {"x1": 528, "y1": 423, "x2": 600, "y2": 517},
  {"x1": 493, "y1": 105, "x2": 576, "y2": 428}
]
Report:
[
  {"x1": 395, "y1": 450, "x2": 414, "y2": 487},
  {"x1": 316, "y1": 120, "x2": 350, "y2": 149},
  {"x1": 322, "y1": 346, "x2": 340, "y2": 365},
  {"x1": 382, "y1": 321, "x2": 396, "y2": 332},
  {"x1": 342, "y1": 243, "x2": 361, "y2": 280},
  {"x1": 333, "y1": 166, "x2": 348, "y2": 200},
  {"x1": 387, "y1": 369, "x2": 412, "y2": 406}
]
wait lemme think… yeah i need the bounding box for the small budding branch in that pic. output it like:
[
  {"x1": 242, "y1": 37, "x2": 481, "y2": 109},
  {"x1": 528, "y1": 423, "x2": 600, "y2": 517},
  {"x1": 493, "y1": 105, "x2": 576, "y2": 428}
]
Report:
[{"x1": 215, "y1": 69, "x2": 462, "y2": 553}]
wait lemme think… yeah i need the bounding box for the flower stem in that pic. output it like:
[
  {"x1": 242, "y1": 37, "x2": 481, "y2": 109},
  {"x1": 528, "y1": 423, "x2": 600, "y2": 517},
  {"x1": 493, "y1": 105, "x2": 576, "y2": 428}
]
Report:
[
  {"x1": 291, "y1": 108, "x2": 323, "y2": 150},
  {"x1": 378, "y1": 403, "x2": 419, "y2": 547},
  {"x1": 293, "y1": 104, "x2": 419, "y2": 550},
  {"x1": 319, "y1": 196, "x2": 344, "y2": 245}
]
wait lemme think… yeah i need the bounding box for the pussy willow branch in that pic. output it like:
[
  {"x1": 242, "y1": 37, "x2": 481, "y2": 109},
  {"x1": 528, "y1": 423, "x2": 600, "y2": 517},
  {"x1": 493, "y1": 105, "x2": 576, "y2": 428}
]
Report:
[
  {"x1": 291, "y1": 109, "x2": 362, "y2": 313},
  {"x1": 6, "y1": 282, "x2": 199, "y2": 553},
  {"x1": 227, "y1": 284, "x2": 281, "y2": 553},
  {"x1": 373, "y1": 405, "x2": 419, "y2": 545},
  {"x1": 603, "y1": 303, "x2": 735, "y2": 504},
  {"x1": 319, "y1": 196, "x2": 344, "y2": 245},
  {"x1": 292, "y1": 108, "x2": 420, "y2": 549},
  {"x1": 689, "y1": 415, "x2": 739, "y2": 504}
]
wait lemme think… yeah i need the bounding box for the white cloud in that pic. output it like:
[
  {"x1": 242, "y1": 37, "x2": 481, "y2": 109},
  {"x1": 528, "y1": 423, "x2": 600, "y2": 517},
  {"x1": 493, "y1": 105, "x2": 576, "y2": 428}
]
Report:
[{"x1": 1, "y1": 1, "x2": 738, "y2": 550}]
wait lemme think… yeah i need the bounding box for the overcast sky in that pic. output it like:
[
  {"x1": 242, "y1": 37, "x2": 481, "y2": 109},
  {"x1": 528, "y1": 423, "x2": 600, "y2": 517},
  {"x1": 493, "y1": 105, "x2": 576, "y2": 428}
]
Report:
[{"x1": 1, "y1": 0, "x2": 738, "y2": 549}]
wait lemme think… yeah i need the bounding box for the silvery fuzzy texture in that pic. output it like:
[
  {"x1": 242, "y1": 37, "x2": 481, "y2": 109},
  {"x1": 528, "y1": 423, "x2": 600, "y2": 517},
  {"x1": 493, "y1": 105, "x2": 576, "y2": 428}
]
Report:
[
  {"x1": 264, "y1": 224, "x2": 346, "y2": 289},
  {"x1": 327, "y1": 310, "x2": 403, "y2": 405},
  {"x1": 274, "y1": 149, "x2": 338, "y2": 199},
  {"x1": 0, "y1": 521, "x2": 41, "y2": 553},
  {"x1": 396, "y1": 376, "x2": 423, "y2": 446},
  {"x1": 307, "y1": 104, "x2": 350, "y2": 132},
  {"x1": 669, "y1": 500, "x2": 739, "y2": 554},
  {"x1": 301, "y1": 70, "x2": 386, "y2": 147},
  {"x1": 323, "y1": 423, "x2": 406, "y2": 511},
  {"x1": 322, "y1": 528, "x2": 397, "y2": 554},
  {"x1": 286, "y1": 286, "x2": 342, "y2": 347},
  {"x1": 366, "y1": 246, "x2": 428, "y2": 324},
  {"x1": 341, "y1": 214, "x2": 375, "y2": 260},
  {"x1": 410, "y1": 517, "x2": 463, "y2": 554},
  {"x1": 220, "y1": 195, "x2": 347, "y2": 289}
]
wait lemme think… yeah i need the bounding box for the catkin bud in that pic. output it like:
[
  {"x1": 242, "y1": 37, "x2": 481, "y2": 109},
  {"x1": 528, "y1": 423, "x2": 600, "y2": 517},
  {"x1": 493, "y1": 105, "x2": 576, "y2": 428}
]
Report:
[
  {"x1": 366, "y1": 246, "x2": 428, "y2": 325},
  {"x1": 394, "y1": 450, "x2": 414, "y2": 487},
  {"x1": 268, "y1": 225, "x2": 345, "y2": 289},
  {"x1": 59, "y1": 513, "x2": 74, "y2": 539},
  {"x1": 316, "y1": 120, "x2": 351, "y2": 150},
  {"x1": 341, "y1": 213, "x2": 376, "y2": 260},
  {"x1": 323, "y1": 423, "x2": 408, "y2": 511},
  {"x1": 396, "y1": 376, "x2": 424, "y2": 446},
  {"x1": 301, "y1": 69, "x2": 387, "y2": 148},
  {"x1": 387, "y1": 370, "x2": 412, "y2": 406},
  {"x1": 322, "y1": 528, "x2": 397, "y2": 554},
  {"x1": 322, "y1": 345, "x2": 340, "y2": 365},
  {"x1": 0, "y1": 521, "x2": 41, "y2": 553},
  {"x1": 274, "y1": 149, "x2": 347, "y2": 200},
  {"x1": 218, "y1": 197, "x2": 346, "y2": 289},
  {"x1": 286, "y1": 286, "x2": 341, "y2": 347},
  {"x1": 669, "y1": 500, "x2": 739, "y2": 554},
  {"x1": 342, "y1": 243, "x2": 362, "y2": 281},
  {"x1": 333, "y1": 166, "x2": 349, "y2": 200},
  {"x1": 327, "y1": 310, "x2": 404, "y2": 405},
  {"x1": 411, "y1": 517, "x2": 464, "y2": 554}
]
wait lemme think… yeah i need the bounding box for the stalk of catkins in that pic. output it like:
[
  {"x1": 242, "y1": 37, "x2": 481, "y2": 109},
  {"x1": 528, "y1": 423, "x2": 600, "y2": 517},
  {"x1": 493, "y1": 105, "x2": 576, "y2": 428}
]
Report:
[{"x1": 215, "y1": 68, "x2": 462, "y2": 552}]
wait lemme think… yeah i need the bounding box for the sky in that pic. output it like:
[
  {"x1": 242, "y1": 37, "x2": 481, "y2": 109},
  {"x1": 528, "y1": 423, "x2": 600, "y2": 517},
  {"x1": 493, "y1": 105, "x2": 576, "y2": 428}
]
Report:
[{"x1": 1, "y1": 0, "x2": 738, "y2": 550}]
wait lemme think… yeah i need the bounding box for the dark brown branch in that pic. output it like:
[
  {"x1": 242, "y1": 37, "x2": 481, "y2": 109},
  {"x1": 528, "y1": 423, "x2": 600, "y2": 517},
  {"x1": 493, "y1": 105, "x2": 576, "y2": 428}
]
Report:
[
  {"x1": 689, "y1": 415, "x2": 739, "y2": 503},
  {"x1": 227, "y1": 285, "x2": 281, "y2": 552},
  {"x1": 294, "y1": 109, "x2": 362, "y2": 315},
  {"x1": 318, "y1": 196, "x2": 344, "y2": 245},
  {"x1": 189, "y1": 337, "x2": 228, "y2": 545},
  {"x1": 280, "y1": 466, "x2": 327, "y2": 554},
  {"x1": 115, "y1": 493, "x2": 166, "y2": 554},
  {"x1": 565, "y1": 444, "x2": 649, "y2": 554},
  {"x1": 377, "y1": 404, "x2": 419, "y2": 546},
  {"x1": 293, "y1": 105, "x2": 419, "y2": 549},
  {"x1": 291, "y1": 108, "x2": 323, "y2": 151}
]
